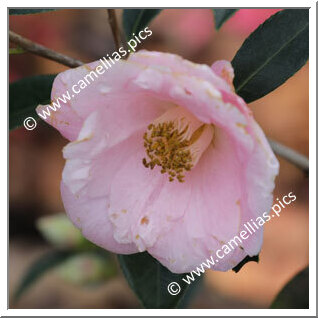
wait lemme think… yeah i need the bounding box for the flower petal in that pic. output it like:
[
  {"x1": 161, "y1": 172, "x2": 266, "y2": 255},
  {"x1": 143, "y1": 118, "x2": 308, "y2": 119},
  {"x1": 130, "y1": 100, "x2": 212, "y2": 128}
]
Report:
[
  {"x1": 61, "y1": 181, "x2": 137, "y2": 254},
  {"x1": 129, "y1": 50, "x2": 233, "y2": 92},
  {"x1": 211, "y1": 60, "x2": 235, "y2": 88},
  {"x1": 36, "y1": 60, "x2": 147, "y2": 141}
]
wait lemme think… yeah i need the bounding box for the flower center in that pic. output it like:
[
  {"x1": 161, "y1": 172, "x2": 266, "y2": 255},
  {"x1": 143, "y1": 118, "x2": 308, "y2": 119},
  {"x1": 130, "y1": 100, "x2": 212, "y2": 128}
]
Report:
[{"x1": 142, "y1": 106, "x2": 214, "y2": 182}]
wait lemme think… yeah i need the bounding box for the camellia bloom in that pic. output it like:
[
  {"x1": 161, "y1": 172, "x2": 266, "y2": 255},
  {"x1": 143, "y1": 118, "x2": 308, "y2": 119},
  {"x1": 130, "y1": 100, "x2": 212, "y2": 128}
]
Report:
[{"x1": 37, "y1": 50, "x2": 279, "y2": 273}]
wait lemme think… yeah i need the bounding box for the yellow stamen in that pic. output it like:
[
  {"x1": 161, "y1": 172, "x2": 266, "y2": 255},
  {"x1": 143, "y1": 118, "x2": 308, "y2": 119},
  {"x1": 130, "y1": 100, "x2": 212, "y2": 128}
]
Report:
[{"x1": 142, "y1": 106, "x2": 214, "y2": 182}]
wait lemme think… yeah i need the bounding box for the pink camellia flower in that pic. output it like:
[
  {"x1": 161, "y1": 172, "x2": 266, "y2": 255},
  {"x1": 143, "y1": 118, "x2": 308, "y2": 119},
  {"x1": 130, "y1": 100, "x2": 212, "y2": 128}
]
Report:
[{"x1": 37, "y1": 50, "x2": 279, "y2": 273}]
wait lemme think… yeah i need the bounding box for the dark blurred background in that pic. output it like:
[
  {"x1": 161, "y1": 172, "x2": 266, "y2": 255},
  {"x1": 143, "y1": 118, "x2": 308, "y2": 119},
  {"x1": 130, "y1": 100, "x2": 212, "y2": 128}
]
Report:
[{"x1": 9, "y1": 9, "x2": 308, "y2": 308}]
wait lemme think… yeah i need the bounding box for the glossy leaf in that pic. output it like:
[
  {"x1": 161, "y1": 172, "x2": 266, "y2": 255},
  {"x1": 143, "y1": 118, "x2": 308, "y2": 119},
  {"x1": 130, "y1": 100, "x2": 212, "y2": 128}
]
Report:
[
  {"x1": 232, "y1": 9, "x2": 309, "y2": 103},
  {"x1": 9, "y1": 74, "x2": 55, "y2": 130},
  {"x1": 213, "y1": 9, "x2": 238, "y2": 29},
  {"x1": 9, "y1": 9, "x2": 56, "y2": 15},
  {"x1": 122, "y1": 9, "x2": 161, "y2": 40},
  {"x1": 271, "y1": 267, "x2": 309, "y2": 309},
  {"x1": 14, "y1": 250, "x2": 74, "y2": 301},
  {"x1": 118, "y1": 252, "x2": 201, "y2": 309}
]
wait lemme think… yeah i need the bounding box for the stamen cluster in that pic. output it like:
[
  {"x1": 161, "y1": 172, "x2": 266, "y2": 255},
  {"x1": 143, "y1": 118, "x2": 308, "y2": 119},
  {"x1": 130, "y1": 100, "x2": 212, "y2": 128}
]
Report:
[{"x1": 142, "y1": 121, "x2": 193, "y2": 182}]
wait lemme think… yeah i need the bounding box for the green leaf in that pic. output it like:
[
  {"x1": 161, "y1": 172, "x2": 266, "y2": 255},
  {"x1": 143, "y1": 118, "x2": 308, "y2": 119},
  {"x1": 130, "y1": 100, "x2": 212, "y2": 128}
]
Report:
[
  {"x1": 36, "y1": 213, "x2": 96, "y2": 250},
  {"x1": 232, "y1": 254, "x2": 259, "y2": 273},
  {"x1": 118, "y1": 252, "x2": 201, "y2": 309},
  {"x1": 271, "y1": 267, "x2": 309, "y2": 309},
  {"x1": 122, "y1": 9, "x2": 162, "y2": 40},
  {"x1": 213, "y1": 9, "x2": 238, "y2": 29},
  {"x1": 9, "y1": 9, "x2": 57, "y2": 15},
  {"x1": 56, "y1": 252, "x2": 117, "y2": 286},
  {"x1": 9, "y1": 74, "x2": 55, "y2": 130},
  {"x1": 14, "y1": 250, "x2": 74, "y2": 301},
  {"x1": 232, "y1": 9, "x2": 309, "y2": 103}
]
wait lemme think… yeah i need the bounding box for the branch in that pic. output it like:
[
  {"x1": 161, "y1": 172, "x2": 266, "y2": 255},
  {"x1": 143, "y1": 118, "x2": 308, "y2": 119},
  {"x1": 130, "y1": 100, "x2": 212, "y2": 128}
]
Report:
[
  {"x1": 107, "y1": 9, "x2": 121, "y2": 51},
  {"x1": 9, "y1": 47, "x2": 25, "y2": 54},
  {"x1": 268, "y1": 139, "x2": 309, "y2": 174},
  {"x1": 9, "y1": 30, "x2": 83, "y2": 68}
]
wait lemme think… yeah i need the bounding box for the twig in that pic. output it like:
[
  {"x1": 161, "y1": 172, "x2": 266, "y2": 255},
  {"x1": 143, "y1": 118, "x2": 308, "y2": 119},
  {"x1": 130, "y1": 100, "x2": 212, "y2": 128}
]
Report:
[
  {"x1": 9, "y1": 30, "x2": 83, "y2": 68},
  {"x1": 268, "y1": 139, "x2": 309, "y2": 174},
  {"x1": 107, "y1": 9, "x2": 121, "y2": 51}
]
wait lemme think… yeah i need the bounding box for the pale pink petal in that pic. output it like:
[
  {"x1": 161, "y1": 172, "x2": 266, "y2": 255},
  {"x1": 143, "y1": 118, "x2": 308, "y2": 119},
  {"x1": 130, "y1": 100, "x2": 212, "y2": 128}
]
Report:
[
  {"x1": 36, "y1": 60, "x2": 146, "y2": 141},
  {"x1": 129, "y1": 50, "x2": 233, "y2": 92},
  {"x1": 147, "y1": 128, "x2": 249, "y2": 272},
  {"x1": 211, "y1": 60, "x2": 235, "y2": 89},
  {"x1": 61, "y1": 181, "x2": 137, "y2": 254},
  {"x1": 131, "y1": 59, "x2": 254, "y2": 156},
  {"x1": 107, "y1": 138, "x2": 193, "y2": 252}
]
